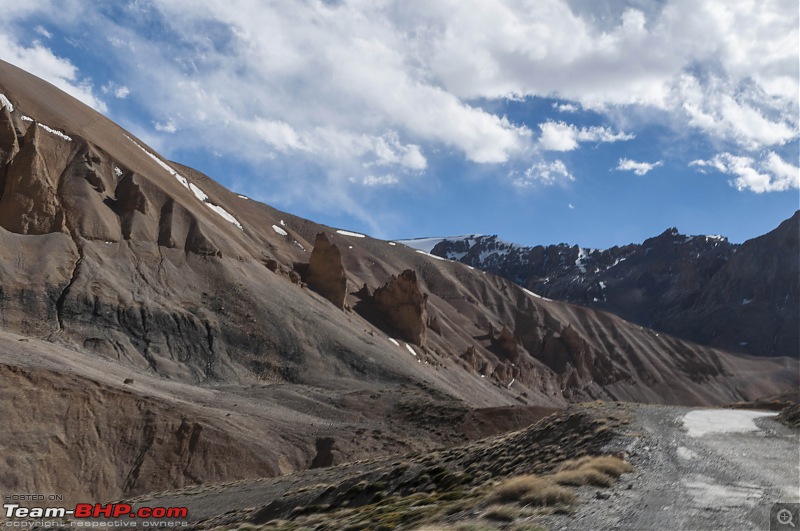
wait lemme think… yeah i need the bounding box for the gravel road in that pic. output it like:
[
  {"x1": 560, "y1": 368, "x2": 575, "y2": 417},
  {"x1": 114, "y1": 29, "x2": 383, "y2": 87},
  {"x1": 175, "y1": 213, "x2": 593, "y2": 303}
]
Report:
[{"x1": 541, "y1": 404, "x2": 800, "y2": 531}]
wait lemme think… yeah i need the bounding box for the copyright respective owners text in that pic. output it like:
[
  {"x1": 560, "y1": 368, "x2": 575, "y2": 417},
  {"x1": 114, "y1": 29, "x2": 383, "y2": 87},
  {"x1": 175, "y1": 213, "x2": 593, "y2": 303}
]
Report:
[
  {"x1": 772, "y1": 503, "x2": 800, "y2": 531},
  {"x1": 3, "y1": 495, "x2": 189, "y2": 528}
]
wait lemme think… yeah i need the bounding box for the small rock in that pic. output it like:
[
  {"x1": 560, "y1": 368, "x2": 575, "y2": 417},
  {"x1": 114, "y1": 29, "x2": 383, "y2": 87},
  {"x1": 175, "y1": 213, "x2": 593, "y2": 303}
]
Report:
[
  {"x1": 596, "y1": 491, "x2": 611, "y2": 500},
  {"x1": 123, "y1": 378, "x2": 134, "y2": 385}
]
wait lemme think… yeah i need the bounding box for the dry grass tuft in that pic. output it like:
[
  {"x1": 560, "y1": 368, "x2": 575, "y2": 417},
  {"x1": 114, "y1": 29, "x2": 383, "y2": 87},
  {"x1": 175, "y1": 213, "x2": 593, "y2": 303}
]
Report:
[
  {"x1": 551, "y1": 468, "x2": 613, "y2": 487},
  {"x1": 586, "y1": 455, "x2": 635, "y2": 477},
  {"x1": 551, "y1": 455, "x2": 634, "y2": 488},
  {"x1": 489, "y1": 475, "x2": 576, "y2": 506},
  {"x1": 519, "y1": 486, "x2": 577, "y2": 507},
  {"x1": 482, "y1": 504, "x2": 534, "y2": 522}
]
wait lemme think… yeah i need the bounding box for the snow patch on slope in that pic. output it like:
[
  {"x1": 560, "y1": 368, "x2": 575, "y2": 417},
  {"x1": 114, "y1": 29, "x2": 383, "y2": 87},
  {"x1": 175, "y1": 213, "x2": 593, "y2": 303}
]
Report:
[
  {"x1": 272, "y1": 225, "x2": 288, "y2": 236},
  {"x1": 124, "y1": 134, "x2": 243, "y2": 230},
  {"x1": 20, "y1": 115, "x2": 72, "y2": 141},
  {"x1": 416, "y1": 249, "x2": 446, "y2": 261},
  {"x1": 205, "y1": 204, "x2": 242, "y2": 229},
  {"x1": 36, "y1": 123, "x2": 72, "y2": 142},
  {"x1": 336, "y1": 229, "x2": 365, "y2": 238},
  {"x1": 189, "y1": 183, "x2": 208, "y2": 202},
  {"x1": 0, "y1": 94, "x2": 13, "y2": 112},
  {"x1": 523, "y1": 287, "x2": 552, "y2": 302}
]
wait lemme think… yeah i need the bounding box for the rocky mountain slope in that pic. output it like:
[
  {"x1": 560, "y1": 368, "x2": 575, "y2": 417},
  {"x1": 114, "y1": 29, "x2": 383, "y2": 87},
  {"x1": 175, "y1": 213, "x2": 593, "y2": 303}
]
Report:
[
  {"x1": 422, "y1": 217, "x2": 798, "y2": 358},
  {"x1": 0, "y1": 59, "x2": 796, "y2": 502}
]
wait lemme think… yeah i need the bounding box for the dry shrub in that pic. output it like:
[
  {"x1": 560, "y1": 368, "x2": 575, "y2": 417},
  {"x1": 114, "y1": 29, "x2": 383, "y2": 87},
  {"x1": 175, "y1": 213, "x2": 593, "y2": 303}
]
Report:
[
  {"x1": 483, "y1": 504, "x2": 532, "y2": 522},
  {"x1": 554, "y1": 455, "x2": 634, "y2": 488},
  {"x1": 519, "y1": 485, "x2": 577, "y2": 507},
  {"x1": 489, "y1": 475, "x2": 576, "y2": 506},
  {"x1": 551, "y1": 468, "x2": 612, "y2": 488},
  {"x1": 584, "y1": 455, "x2": 634, "y2": 477}
]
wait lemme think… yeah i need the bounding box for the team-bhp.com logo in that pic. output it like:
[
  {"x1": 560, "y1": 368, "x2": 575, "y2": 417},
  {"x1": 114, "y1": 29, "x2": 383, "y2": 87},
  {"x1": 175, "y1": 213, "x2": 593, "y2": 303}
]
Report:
[{"x1": 4, "y1": 503, "x2": 188, "y2": 527}]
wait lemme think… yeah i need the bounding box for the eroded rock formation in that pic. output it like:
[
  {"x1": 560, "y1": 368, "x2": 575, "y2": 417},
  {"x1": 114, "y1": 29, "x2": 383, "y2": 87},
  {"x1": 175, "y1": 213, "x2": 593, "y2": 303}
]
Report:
[
  {"x1": 373, "y1": 269, "x2": 428, "y2": 346},
  {"x1": 307, "y1": 233, "x2": 347, "y2": 309}
]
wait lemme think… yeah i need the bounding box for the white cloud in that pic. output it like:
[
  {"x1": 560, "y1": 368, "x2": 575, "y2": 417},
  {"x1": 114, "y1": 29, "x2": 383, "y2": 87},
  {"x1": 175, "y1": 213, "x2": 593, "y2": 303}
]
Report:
[
  {"x1": 677, "y1": 74, "x2": 797, "y2": 150},
  {"x1": 361, "y1": 133, "x2": 427, "y2": 171},
  {"x1": 553, "y1": 102, "x2": 579, "y2": 113},
  {"x1": 617, "y1": 158, "x2": 663, "y2": 176},
  {"x1": 0, "y1": 0, "x2": 795, "y2": 226},
  {"x1": 538, "y1": 121, "x2": 634, "y2": 151},
  {"x1": 101, "y1": 82, "x2": 130, "y2": 99},
  {"x1": 154, "y1": 119, "x2": 178, "y2": 134},
  {"x1": 568, "y1": 202, "x2": 575, "y2": 209},
  {"x1": 514, "y1": 159, "x2": 574, "y2": 187},
  {"x1": 34, "y1": 26, "x2": 52, "y2": 39},
  {"x1": 0, "y1": 32, "x2": 105, "y2": 112},
  {"x1": 357, "y1": 174, "x2": 400, "y2": 187},
  {"x1": 690, "y1": 152, "x2": 799, "y2": 193}
]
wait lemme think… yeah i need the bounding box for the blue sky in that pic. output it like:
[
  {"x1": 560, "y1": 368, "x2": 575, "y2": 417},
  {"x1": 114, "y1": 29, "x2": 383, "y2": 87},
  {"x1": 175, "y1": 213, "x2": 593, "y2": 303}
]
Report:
[{"x1": 0, "y1": 0, "x2": 797, "y2": 248}]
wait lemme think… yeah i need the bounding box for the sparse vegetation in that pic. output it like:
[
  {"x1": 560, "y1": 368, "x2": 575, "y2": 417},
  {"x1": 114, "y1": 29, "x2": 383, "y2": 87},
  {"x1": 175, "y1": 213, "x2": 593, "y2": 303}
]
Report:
[
  {"x1": 483, "y1": 503, "x2": 535, "y2": 521},
  {"x1": 489, "y1": 475, "x2": 576, "y2": 506},
  {"x1": 557, "y1": 455, "x2": 635, "y2": 478},
  {"x1": 551, "y1": 467, "x2": 613, "y2": 487},
  {"x1": 551, "y1": 455, "x2": 634, "y2": 488},
  {"x1": 164, "y1": 407, "x2": 635, "y2": 530}
]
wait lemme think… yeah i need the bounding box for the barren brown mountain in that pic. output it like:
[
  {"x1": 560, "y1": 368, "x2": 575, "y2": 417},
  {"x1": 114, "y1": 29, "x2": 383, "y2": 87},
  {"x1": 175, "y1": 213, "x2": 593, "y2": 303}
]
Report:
[{"x1": 0, "y1": 59, "x2": 796, "y2": 504}]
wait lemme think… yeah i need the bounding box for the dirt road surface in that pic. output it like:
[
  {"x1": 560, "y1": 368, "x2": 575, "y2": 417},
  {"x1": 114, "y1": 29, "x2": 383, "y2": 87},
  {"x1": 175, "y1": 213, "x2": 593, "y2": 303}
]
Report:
[{"x1": 541, "y1": 404, "x2": 800, "y2": 531}]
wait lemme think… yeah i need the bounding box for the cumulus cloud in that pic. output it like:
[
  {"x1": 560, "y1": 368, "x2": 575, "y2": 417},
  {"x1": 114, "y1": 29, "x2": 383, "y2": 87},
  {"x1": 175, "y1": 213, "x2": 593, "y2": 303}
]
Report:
[
  {"x1": 617, "y1": 158, "x2": 663, "y2": 175},
  {"x1": 538, "y1": 121, "x2": 634, "y2": 151},
  {"x1": 690, "y1": 152, "x2": 799, "y2": 193},
  {"x1": 677, "y1": 74, "x2": 797, "y2": 150},
  {"x1": 553, "y1": 102, "x2": 580, "y2": 113},
  {"x1": 154, "y1": 119, "x2": 178, "y2": 134},
  {"x1": 514, "y1": 159, "x2": 574, "y2": 187},
  {"x1": 101, "y1": 82, "x2": 130, "y2": 99},
  {"x1": 0, "y1": 0, "x2": 796, "y2": 230}
]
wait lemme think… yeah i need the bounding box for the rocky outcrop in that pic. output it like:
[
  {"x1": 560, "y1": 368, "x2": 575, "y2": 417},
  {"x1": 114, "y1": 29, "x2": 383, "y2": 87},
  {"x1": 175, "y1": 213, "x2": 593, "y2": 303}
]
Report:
[
  {"x1": 461, "y1": 345, "x2": 478, "y2": 371},
  {"x1": 307, "y1": 233, "x2": 347, "y2": 309},
  {"x1": 0, "y1": 125, "x2": 68, "y2": 235},
  {"x1": 491, "y1": 325, "x2": 519, "y2": 362},
  {"x1": 0, "y1": 105, "x2": 18, "y2": 167},
  {"x1": 372, "y1": 269, "x2": 428, "y2": 346},
  {"x1": 427, "y1": 315, "x2": 442, "y2": 336}
]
